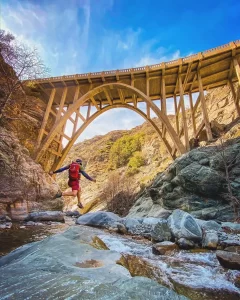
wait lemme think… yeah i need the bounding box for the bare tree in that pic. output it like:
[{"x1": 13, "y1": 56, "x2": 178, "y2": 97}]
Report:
[
  {"x1": 0, "y1": 30, "x2": 49, "y2": 116},
  {"x1": 216, "y1": 138, "x2": 240, "y2": 220},
  {"x1": 102, "y1": 171, "x2": 137, "y2": 216}
]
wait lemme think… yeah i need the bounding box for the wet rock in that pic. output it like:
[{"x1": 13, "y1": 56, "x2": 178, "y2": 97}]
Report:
[
  {"x1": 127, "y1": 224, "x2": 153, "y2": 239},
  {"x1": 225, "y1": 270, "x2": 240, "y2": 288},
  {"x1": 25, "y1": 221, "x2": 36, "y2": 226},
  {"x1": 225, "y1": 246, "x2": 240, "y2": 254},
  {"x1": 123, "y1": 218, "x2": 141, "y2": 230},
  {"x1": 0, "y1": 215, "x2": 11, "y2": 223},
  {"x1": 65, "y1": 210, "x2": 81, "y2": 218},
  {"x1": 216, "y1": 250, "x2": 240, "y2": 270},
  {"x1": 25, "y1": 211, "x2": 64, "y2": 223},
  {"x1": 221, "y1": 239, "x2": 240, "y2": 247},
  {"x1": 196, "y1": 219, "x2": 221, "y2": 231},
  {"x1": 168, "y1": 210, "x2": 202, "y2": 242},
  {"x1": 91, "y1": 236, "x2": 109, "y2": 250},
  {"x1": 0, "y1": 226, "x2": 187, "y2": 300},
  {"x1": 221, "y1": 222, "x2": 240, "y2": 234},
  {"x1": 152, "y1": 241, "x2": 178, "y2": 255},
  {"x1": 0, "y1": 222, "x2": 12, "y2": 229},
  {"x1": 142, "y1": 217, "x2": 163, "y2": 226},
  {"x1": 151, "y1": 221, "x2": 172, "y2": 242},
  {"x1": 177, "y1": 238, "x2": 195, "y2": 249},
  {"x1": 202, "y1": 230, "x2": 218, "y2": 249},
  {"x1": 116, "y1": 222, "x2": 128, "y2": 234},
  {"x1": 76, "y1": 211, "x2": 122, "y2": 228}
]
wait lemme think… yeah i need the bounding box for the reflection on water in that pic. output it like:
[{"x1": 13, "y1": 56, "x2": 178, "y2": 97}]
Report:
[{"x1": 0, "y1": 217, "x2": 75, "y2": 257}]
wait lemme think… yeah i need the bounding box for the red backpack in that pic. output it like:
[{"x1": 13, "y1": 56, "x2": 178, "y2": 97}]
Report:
[{"x1": 69, "y1": 162, "x2": 80, "y2": 180}]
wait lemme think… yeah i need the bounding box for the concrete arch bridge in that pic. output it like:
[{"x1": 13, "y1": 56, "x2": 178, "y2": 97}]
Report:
[{"x1": 29, "y1": 41, "x2": 240, "y2": 171}]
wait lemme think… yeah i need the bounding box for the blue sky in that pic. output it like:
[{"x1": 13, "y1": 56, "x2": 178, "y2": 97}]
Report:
[{"x1": 1, "y1": 0, "x2": 240, "y2": 143}]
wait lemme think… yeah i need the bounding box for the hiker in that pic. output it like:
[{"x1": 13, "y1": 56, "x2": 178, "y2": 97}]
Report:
[{"x1": 49, "y1": 159, "x2": 96, "y2": 209}]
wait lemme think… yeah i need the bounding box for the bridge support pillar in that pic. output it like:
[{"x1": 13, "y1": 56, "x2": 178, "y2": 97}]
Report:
[
  {"x1": 228, "y1": 79, "x2": 240, "y2": 117},
  {"x1": 36, "y1": 88, "x2": 56, "y2": 150},
  {"x1": 178, "y1": 75, "x2": 189, "y2": 150},
  {"x1": 197, "y1": 71, "x2": 213, "y2": 141},
  {"x1": 189, "y1": 92, "x2": 197, "y2": 136},
  {"x1": 233, "y1": 58, "x2": 240, "y2": 85}
]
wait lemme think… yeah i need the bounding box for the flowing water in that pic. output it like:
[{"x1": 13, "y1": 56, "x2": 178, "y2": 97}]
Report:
[
  {"x1": 1, "y1": 223, "x2": 240, "y2": 299},
  {"x1": 98, "y1": 234, "x2": 240, "y2": 300}
]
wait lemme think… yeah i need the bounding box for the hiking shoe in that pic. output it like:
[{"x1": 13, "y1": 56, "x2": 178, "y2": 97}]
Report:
[
  {"x1": 77, "y1": 203, "x2": 84, "y2": 209},
  {"x1": 54, "y1": 192, "x2": 62, "y2": 199}
]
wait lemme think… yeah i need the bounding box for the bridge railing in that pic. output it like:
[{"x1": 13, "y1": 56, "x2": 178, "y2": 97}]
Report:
[{"x1": 32, "y1": 41, "x2": 239, "y2": 83}]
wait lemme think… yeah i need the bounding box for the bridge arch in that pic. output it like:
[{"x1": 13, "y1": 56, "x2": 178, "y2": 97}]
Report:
[
  {"x1": 52, "y1": 103, "x2": 174, "y2": 170},
  {"x1": 36, "y1": 82, "x2": 186, "y2": 168}
]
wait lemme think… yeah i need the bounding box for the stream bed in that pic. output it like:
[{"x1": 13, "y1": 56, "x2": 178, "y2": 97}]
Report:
[
  {"x1": 0, "y1": 223, "x2": 240, "y2": 299},
  {"x1": 0, "y1": 217, "x2": 75, "y2": 257}
]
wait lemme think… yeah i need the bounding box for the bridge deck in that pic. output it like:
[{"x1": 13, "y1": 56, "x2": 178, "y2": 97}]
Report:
[{"x1": 30, "y1": 40, "x2": 240, "y2": 106}]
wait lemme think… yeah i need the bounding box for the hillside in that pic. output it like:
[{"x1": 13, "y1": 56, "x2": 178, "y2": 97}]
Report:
[{"x1": 56, "y1": 84, "x2": 239, "y2": 213}]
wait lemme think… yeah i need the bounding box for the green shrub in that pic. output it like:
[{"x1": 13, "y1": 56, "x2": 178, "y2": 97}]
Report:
[
  {"x1": 109, "y1": 133, "x2": 145, "y2": 169},
  {"x1": 126, "y1": 152, "x2": 145, "y2": 176},
  {"x1": 128, "y1": 151, "x2": 145, "y2": 169}
]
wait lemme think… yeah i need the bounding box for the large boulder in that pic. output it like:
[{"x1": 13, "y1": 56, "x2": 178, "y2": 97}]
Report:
[
  {"x1": 152, "y1": 241, "x2": 178, "y2": 255},
  {"x1": 122, "y1": 218, "x2": 141, "y2": 230},
  {"x1": 128, "y1": 140, "x2": 240, "y2": 222},
  {"x1": 168, "y1": 210, "x2": 202, "y2": 242},
  {"x1": 216, "y1": 250, "x2": 240, "y2": 270},
  {"x1": 176, "y1": 162, "x2": 225, "y2": 197},
  {"x1": 76, "y1": 211, "x2": 122, "y2": 228},
  {"x1": 202, "y1": 230, "x2": 218, "y2": 249},
  {"x1": 151, "y1": 221, "x2": 172, "y2": 242},
  {"x1": 196, "y1": 219, "x2": 221, "y2": 231},
  {"x1": 25, "y1": 211, "x2": 65, "y2": 222}
]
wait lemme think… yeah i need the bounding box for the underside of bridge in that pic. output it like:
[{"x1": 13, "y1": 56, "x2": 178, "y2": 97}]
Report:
[{"x1": 27, "y1": 40, "x2": 240, "y2": 171}]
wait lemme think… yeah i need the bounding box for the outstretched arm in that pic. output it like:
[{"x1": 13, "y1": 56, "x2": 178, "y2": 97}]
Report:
[
  {"x1": 52, "y1": 165, "x2": 70, "y2": 174},
  {"x1": 80, "y1": 170, "x2": 96, "y2": 182}
]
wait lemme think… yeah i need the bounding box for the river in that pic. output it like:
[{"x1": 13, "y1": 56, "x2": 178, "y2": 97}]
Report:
[
  {"x1": 0, "y1": 220, "x2": 240, "y2": 299},
  {"x1": 0, "y1": 217, "x2": 75, "y2": 257}
]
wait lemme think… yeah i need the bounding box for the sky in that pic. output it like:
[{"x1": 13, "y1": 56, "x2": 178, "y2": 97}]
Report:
[{"x1": 1, "y1": 0, "x2": 240, "y2": 143}]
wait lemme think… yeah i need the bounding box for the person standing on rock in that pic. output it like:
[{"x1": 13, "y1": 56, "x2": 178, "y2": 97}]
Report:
[{"x1": 49, "y1": 159, "x2": 96, "y2": 209}]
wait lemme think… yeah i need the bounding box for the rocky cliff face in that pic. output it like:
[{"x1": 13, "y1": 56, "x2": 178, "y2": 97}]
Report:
[
  {"x1": 128, "y1": 127, "x2": 240, "y2": 222},
  {"x1": 0, "y1": 55, "x2": 63, "y2": 220},
  {"x1": 0, "y1": 126, "x2": 63, "y2": 220}
]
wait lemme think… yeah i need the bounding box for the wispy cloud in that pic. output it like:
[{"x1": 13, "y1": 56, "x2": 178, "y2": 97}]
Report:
[{"x1": 1, "y1": 0, "x2": 192, "y2": 142}]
